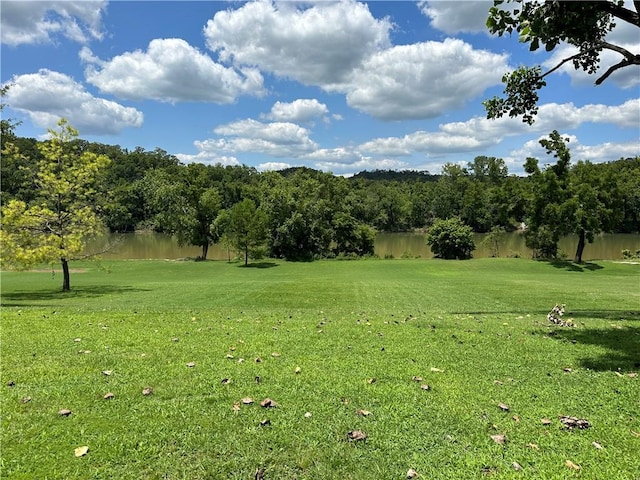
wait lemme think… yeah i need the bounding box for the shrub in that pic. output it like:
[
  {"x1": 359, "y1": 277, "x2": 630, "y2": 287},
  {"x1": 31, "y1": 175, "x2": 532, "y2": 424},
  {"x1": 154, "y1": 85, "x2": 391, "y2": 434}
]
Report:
[{"x1": 425, "y1": 217, "x2": 475, "y2": 260}]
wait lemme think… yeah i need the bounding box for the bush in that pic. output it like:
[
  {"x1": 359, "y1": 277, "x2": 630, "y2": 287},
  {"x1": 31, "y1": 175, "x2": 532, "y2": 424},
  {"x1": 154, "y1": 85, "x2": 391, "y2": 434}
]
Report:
[{"x1": 425, "y1": 217, "x2": 475, "y2": 260}]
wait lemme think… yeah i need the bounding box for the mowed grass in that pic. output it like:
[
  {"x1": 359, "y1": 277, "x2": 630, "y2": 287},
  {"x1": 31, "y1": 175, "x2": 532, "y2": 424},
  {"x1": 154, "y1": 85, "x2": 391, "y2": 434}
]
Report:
[{"x1": 1, "y1": 258, "x2": 639, "y2": 479}]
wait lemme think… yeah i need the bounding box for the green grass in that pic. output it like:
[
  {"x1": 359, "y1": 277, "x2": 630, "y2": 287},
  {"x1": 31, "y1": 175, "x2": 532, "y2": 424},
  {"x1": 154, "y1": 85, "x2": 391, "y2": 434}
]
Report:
[{"x1": 2, "y1": 258, "x2": 639, "y2": 479}]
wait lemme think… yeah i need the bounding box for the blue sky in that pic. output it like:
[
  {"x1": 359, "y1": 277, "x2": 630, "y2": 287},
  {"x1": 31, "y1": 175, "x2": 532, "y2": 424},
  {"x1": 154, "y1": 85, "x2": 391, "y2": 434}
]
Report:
[{"x1": 2, "y1": 1, "x2": 638, "y2": 175}]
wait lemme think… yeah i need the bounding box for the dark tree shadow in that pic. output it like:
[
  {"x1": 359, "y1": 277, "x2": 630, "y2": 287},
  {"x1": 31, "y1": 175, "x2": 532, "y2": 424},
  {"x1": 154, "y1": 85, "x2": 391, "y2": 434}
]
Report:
[
  {"x1": 0, "y1": 285, "x2": 150, "y2": 307},
  {"x1": 540, "y1": 324, "x2": 640, "y2": 371},
  {"x1": 237, "y1": 262, "x2": 279, "y2": 269},
  {"x1": 546, "y1": 260, "x2": 605, "y2": 272}
]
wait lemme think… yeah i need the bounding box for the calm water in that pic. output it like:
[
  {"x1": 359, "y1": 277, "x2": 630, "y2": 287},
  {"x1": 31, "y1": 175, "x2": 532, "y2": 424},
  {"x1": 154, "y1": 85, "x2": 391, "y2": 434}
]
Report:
[{"x1": 88, "y1": 231, "x2": 640, "y2": 261}]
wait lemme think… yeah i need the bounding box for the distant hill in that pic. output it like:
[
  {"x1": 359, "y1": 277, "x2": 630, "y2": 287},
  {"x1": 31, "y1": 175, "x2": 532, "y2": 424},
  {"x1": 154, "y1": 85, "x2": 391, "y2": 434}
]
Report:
[{"x1": 351, "y1": 169, "x2": 439, "y2": 182}]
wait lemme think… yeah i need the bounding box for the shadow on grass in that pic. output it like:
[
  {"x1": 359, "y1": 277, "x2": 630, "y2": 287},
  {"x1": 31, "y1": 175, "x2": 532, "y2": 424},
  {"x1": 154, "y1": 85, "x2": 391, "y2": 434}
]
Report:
[
  {"x1": 1, "y1": 285, "x2": 150, "y2": 306},
  {"x1": 546, "y1": 260, "x2": 604, "y2": 272},
  {"x1": 544, "y1": 325, "x2": 640, "y2": 371},
  {"x1": 238, "y1": 262, "x2": 279, "y2": 269}
]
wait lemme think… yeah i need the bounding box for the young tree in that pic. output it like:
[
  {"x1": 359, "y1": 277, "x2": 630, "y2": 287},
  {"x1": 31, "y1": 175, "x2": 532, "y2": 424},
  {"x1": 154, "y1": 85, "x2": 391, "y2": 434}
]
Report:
[
  {"x1": 225, "y1": 199, "x2": 268, "y2": 266},
  {"x1": 0, "y1": 119, "x2": 110, "y2": 290},
  {"x1": 484, "y1": 0, "x2": 640, "y2": 124},
  {"x1": 426, "y1": 217, "x2": 476, "y2": 260}
]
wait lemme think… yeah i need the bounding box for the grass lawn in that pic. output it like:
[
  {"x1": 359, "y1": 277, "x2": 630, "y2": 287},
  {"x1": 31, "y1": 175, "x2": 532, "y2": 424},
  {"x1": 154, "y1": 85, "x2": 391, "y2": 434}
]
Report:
[{"x1": 1, "y1": 258, "x2": 639, "y2": 479}]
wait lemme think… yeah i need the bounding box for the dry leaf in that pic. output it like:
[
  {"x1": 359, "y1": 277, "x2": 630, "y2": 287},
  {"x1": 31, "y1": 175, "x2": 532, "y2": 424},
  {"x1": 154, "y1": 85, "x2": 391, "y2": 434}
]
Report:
[
  {"x1": 259, "y1": 419, "x2": 271, "y2": 426},
  {"x1": 142, "y1": 387, "x2": 153, "y2": 396},
  {"x1": 225, "y1": 354, "x2": 234, "y2": 359},
  {"x1": 103, "y1": 392, "x2": 115, "y2": 400},
  {"x1": 512, "y1": 462, "x2": 522, "y2": 471},
  {"x1": 232, "y1": 402, "x2": 241, "y2": 413},
  {"x1": 565, "y1": 460, "x2": 581, "y2": 471},
  {"x1": 493, "y1": 380, "x2": 504, "y2": 385},
  {"x1": 101, "y1": 370, "x2": 112, "y2": 376},
  {"x1": 260, "y1": 398, "x2": 277, "y2": 408},
  {"x1": 490, "y1": 434, "x2": 506, "y2": 445},
  {"x1": 356, "y1": 409, "x2": 372, "y2": 417},
  {"x1": 559, "y1": 416, "x2": 591, "y2": 429},
  {"x1": 20, "y1": 396, "x2": 32, "y2": 404},
  {"x1": 407, "y1": 468, "x2": 419, "y2": 478},
  {"x1": 541, "y1": 418, "x2": 552, "y2": 425},
  {"x1": 430, "y1": 367, "x2": 444, "y2": 373},
  {"x1": 221, "y1": 378, "x2": 231, "y2": 385},
  {"x1": 512, "y1": 415, "x2": 520, "y2": 422},
  {"x1": 295, "y1": 366, "x2": 302, "y2": 374},
  {"x1": 341, "y1": 397, "x2": 350, "y2": 405},
  {"x1": 254, "y1": 357, "x2": 262, "y2": 363},
  {"x1": 366, "y1": 378, "x2": 376, "y2": 384},
  {"x1": 242, "y1": 397, "x2": 254, "y2": 405},
  {"x1": 254, "y1": 468, "x2": 265, "y2": 480},
  {"x1": 614, "y1": 371, "x2": 624, "y2": 377},
  {"x1": 74, "y1": 338, "x2": 82, "y2": 342},
  {"x1": 526, "y1": 443, "x2": 539, "y2": 450},
  {"x1": 498, "y1": 403, "x2": 510, "y2": 411},
  {"x1": 421, "y1": 384, "x2": 431, "y2": 391},
  {"x1": 58, "y1": 409, "x2": 72, "y2": 416},
  {"x1": 74, "y1": 446, "x2": 89, "y2": 457},
  {"x1": 631, "y1": 430, "x2": 640, "y2": 437},
  {"x1": 627, "y1": 372, "x2": 638, "y2": 378},
  {"x1": 412, "y1": 376, "x2": 423, "y2": 382},
  {"x1": 347, "y1": 430, "x2": 367, "y2": 441},
  {"x1": 171, "y1": 337, "x2": 179, "y2": 342},
  {"x1": 186, "y1": 362, "x2": 196, "y2": 368},
  {"x1": 592, "y1": 441, "x2": 603, "y2": 450},
  {"x1": 271, "y1": 352, "x2": 281, "y2": 357},
  {"x1": 304, "y1": 412, "x2": 312, "y2": 418}
]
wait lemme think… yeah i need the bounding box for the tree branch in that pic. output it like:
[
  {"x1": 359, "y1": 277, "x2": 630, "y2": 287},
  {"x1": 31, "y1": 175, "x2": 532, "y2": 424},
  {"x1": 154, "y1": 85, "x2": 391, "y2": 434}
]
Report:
[
  {"x1": 596, "y1": 58, "x2": 635, "y2": 85},
  {"x1": 601, "y1": 1, "x2": 640, "y2": 27}
]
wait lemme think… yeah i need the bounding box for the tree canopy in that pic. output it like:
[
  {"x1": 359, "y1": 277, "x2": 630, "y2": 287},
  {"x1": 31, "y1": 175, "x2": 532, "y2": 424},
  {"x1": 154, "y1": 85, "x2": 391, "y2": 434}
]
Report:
[{"x1": 484, "y1": 0, "x2": 640, "y2": 124}]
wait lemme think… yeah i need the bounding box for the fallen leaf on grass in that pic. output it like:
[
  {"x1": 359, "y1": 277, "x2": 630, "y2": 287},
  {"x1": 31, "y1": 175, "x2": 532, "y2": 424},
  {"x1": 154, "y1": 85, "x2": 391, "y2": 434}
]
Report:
[
  {"x1": 225, "y1": 354, "x2": 234, "y2": 360},
  {"x1": 541, "y1": 418, "x2": 552, "y2": 425},
  {"x1": 295, "y1": 366, "x2": 302, "y2": 374},
  {"x1": 142, "y1": 387, "x2": 153, "y2": 396},
  {"x1": 565, "y1": 460, "x2": 581, "y2": 470},
  {"x1": 221, "y1": 378, "x2": 231, "y2": 385},
  {"x1": 103, "y1": 392, "x2": 115, "y2": 400},
  {"x1": 563, "y1": 367, "x2": 573, "y2": 373},
  {"x1": 631, "y1": 430, "x2": 640, "y2": 437},
  {"x1": 242, "y1": 397, "x2": 254, "y2": 405},
  {"x1": 260, "y1": 398, "x2": 277, "y2": 408},
  {"x1": 493, "y1": 380, "x2": 504, "y2": 385},
  {"x1": 20, "y1": 396, "x2": 32, "y2": 404},
  {"x1": 412, "y1": 376, "x2": 423, "y2": 382},
  {"x1": 58, "y1": 409, "x2": 72, "y2": 416},
  {"x1": 421, "y1": 384, "x2": 431, "y2": 391},
  {"x1": 304, "y1": 412, "x2": 312, "y2": 418},
  {"x1": 254, "y1": 468, "x2": 265, "y2": 480},
  {"x1": 356, "y1": 409, "x2": 372, "y2": 417},
  {"x1": 498, "y1": 403, "x2": 510, "y2": 411},
  {"x1": 254, "y1": 357, "x2": 262, "y2": 363},
  {"x1": 512, "y1": 462, "x2": 522, "y2": 471},
  {"x1": 430, "y1": 367, "x2": 444, "y2": 373},
  {"x1": 101, "y1": 370, "x2": 112, "y2": 376},
  {"x1": 559, "y1": 416, "x2": 591, "y2": 429},
  {"x1": 592, "y1": 441, "x2": 603, "y2": 450},
  {"x1": 186, "y1": 362, "x2": 196, "y2": 368},
  {"x1": 526, "y1": 443, "x2": 539, "y2": 450},
  {"x1": 347, "y1": 430, "x2": 367, "y2": 441},
  {"x1": 259, "y1": 419, "x2": 271, "y2": 426},
  {"x1": 627, "y1": 372, "x2": 638, "y2": 378},
  {"x1": 271, "y1": 352, "x2": 281, "y2": 357},
  {"x1": 407, "y1": 468, "x2": 419, "y2": 478},
  {"x1": 512, "y1": 415, "x2": 520, "y2": 422},
  {"x1": 232, "y1": 402, "x2": 241, "y2": 413},
  {"x1": 74, "y1": 446, "x2": 89, "y2": 457},
  {"x1": 490, "y1": 434, "x2": 506, "y2": 445},
  {"x1": 366, "y1": 377, "x2": 377, "y2": 384}
]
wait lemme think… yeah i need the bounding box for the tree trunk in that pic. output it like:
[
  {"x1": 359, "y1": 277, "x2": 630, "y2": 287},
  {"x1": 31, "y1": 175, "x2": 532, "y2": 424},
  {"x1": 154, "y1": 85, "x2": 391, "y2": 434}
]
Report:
[
  {"x1": 574, "y1": 228, "x2": 586, "y2": 263},
  {"x1": 201, "y1": 243, "x2": 209, "y2": 261},
  {"x1": 61, "y1": 258, "x2": 71, "y2": 291},
  {"x1": 244, "y1": 242, "x2": 249, "y2": 266}
]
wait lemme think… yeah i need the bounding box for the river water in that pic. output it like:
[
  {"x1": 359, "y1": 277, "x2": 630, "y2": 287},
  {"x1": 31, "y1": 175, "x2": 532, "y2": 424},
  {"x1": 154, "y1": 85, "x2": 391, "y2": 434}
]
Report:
[{"x1": 88, "y1": 232, "x2": 639, "y2": 261}]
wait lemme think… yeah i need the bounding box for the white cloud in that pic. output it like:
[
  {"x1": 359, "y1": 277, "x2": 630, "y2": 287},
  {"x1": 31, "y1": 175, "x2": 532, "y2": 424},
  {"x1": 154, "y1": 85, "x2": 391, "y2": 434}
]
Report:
[
  {"x1": 263, "y1": 99, "x2": 329, "y2": 123},
  {"x1": 3, "y1": 69, "x2": 143, "y2": 135},
  {"x1": 345, "y1": 39, "x2": 510, "y2": 120},
  {"x1": 258, "y1": 162, "x2": 292, "y2": 171},
  {"x1": 184, "y1": 119, "x2": 319, "y2": 158},
  {"x1": 81, "y1": 39, "x2": 265, "y2": 103},
  {"x1": 204, "y1": 0, "x2": 391, "y2": 89},
  {"x1": 1, "y1": 0, "x2": 106, "y2": 45},
  {"x1": 175, "y1": 150, "x2": 240, "y2": 166},
  {"x1": 509, "y1": 134, "x2": 639, "y2": 166},
  {"x1": 418, "y1": 1, "x2": 493, "y2": 34}
]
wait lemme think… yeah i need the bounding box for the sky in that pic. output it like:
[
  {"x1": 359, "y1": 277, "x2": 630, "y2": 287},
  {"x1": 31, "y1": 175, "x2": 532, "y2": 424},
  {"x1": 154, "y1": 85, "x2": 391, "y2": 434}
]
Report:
[{"x1": 1, "y1": 1, "x2": 639, "y2": 176}]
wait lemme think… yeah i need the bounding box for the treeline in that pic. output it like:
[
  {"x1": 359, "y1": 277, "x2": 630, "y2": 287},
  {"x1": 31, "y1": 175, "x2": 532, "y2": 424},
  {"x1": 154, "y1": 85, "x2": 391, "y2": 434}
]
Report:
[{"x1": 2, "y1": 134, "x2": 639, "y2": 261}]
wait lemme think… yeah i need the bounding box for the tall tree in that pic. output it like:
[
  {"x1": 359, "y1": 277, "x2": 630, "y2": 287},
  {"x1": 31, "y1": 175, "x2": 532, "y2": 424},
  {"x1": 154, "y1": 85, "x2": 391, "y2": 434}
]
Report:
[
  {"x1": 0, "y1": 119, "x2": 110, "y2": 290},
  {"x1": 224, "y1": 199, "x2": 268, "y2": 266},
  {"x1": 485, "y1": 0, "x2": 640, "y2": 124}
]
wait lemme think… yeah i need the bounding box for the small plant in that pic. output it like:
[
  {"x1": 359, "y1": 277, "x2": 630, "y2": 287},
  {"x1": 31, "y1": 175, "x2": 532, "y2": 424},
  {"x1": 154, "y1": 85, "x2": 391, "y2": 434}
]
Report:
[{"x1": 622, "y1": 249, "x2": 640, "y2": 260}]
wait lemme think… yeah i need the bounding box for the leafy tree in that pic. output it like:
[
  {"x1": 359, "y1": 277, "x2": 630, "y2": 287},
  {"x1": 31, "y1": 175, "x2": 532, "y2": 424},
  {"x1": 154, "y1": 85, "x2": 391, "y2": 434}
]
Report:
[
  {"x1": 0, "y1": 119, "x2": 110, "y2": 290},
  {"x1": 332, "y1": 212, "x2": 376, "y2": 257},
  {"x1": 485, "y1": 0, "x2": 640, "y2": 123},
  {"x1": 224, "y1": 199, "x2": 268, "y2": 266},
  {"x1": 426, "y1": 217, "x2": 476, "y2": 260},
  {"x1": 141, "y1": 168, "x2": 222, "y2": 260}
]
